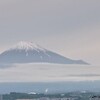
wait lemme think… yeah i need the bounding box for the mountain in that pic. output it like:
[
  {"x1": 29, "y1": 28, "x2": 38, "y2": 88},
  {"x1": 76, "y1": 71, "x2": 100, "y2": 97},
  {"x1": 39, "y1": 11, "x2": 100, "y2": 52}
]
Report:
[{"x1": 0, "y1": 41, "x2": 88, "y2": 64}]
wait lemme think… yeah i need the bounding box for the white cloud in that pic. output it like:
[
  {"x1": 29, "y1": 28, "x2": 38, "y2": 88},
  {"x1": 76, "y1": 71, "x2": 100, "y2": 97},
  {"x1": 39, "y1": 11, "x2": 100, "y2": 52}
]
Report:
[{"x1": 0, "y1": 64, "x2": 100, "y2": 82}]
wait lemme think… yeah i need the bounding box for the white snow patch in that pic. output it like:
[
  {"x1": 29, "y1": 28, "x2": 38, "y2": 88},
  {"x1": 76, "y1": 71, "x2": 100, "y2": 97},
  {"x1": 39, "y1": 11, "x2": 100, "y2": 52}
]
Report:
[{"x1": 10, "y1": 41, "x2": 46, "y2": 52}]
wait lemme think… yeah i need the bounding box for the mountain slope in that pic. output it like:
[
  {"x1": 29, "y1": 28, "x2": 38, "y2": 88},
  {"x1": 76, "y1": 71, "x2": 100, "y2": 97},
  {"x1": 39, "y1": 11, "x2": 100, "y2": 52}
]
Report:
[{"x1": 0, "y1": 41, "x2": 88, "y2": 64}]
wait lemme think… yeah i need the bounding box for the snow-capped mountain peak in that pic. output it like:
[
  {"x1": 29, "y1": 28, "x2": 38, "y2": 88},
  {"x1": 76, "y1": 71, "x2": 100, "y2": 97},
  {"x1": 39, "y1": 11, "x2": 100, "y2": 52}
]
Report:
[
  {"x1": 0, "y1": 41, "x2": 89, "y2": 65},
  {"x1": 10, "y1": 41, "x2": 46, "y2": 52}
]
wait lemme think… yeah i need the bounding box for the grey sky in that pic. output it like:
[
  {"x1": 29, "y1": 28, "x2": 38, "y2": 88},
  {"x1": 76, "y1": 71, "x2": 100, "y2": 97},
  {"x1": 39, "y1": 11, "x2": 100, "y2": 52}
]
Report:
[{"x1": 0, "y1": 0, "x2": 100, "y2": 65}]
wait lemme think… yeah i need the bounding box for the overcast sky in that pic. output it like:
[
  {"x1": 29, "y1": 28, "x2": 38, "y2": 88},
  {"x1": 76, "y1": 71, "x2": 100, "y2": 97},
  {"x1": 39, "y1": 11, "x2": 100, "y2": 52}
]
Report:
[{"x1": 0, "y1": 0, "x2": 100, "y2": 65}]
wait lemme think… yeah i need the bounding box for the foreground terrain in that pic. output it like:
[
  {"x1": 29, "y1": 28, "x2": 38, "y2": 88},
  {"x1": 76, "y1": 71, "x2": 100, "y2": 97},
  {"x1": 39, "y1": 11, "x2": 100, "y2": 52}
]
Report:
[{"x1": 2, "y1": 92, "x2": 100, "y2": 100}]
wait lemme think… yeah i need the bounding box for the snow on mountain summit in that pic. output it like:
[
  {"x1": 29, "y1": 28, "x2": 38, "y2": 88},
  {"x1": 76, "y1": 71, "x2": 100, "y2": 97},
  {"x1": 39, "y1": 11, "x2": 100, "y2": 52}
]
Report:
[
  {"x1": 0, "y1": 41, "x2": 89, "y2": 64},
  {"x1": 10, "y1": 41, "x2": 46, "y2": 52}
]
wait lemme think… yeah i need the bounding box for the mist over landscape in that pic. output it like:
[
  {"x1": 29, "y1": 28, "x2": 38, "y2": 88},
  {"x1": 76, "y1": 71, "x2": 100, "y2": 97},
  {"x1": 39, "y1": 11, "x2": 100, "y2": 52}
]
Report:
[
  {"x1": 0, "y1": 63, "x2": 99, "y2": 82},
  {"x1": 0, "y1": 63, "x2": 100, "y2": 94}
]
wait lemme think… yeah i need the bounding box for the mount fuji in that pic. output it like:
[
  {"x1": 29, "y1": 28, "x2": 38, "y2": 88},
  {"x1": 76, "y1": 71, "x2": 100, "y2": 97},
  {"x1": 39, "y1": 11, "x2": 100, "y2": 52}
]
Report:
[{"x1": 0, "y1": 41, "x2": 88, "y2": 64}]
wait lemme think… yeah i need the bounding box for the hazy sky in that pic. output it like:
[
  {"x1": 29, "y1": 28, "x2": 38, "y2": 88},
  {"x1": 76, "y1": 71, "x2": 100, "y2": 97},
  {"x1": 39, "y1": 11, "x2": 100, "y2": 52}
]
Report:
[{"x1": 0, "y1": 0, "x2": 100, "y2": 65}]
